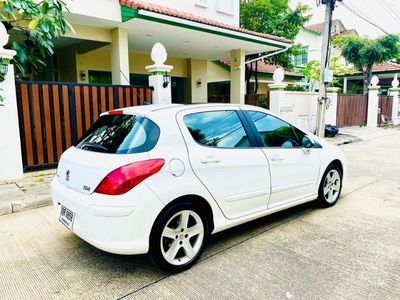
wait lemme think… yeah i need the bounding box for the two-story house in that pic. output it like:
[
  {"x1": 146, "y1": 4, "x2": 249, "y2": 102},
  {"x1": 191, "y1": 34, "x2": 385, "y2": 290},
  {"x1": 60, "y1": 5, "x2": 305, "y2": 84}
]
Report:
[
  {"x1": 30, "y1": 0, "x2": 291, "y2": 104},
  {"x1": 295, "y1": 19, "x2": 400, "y2": 94}
]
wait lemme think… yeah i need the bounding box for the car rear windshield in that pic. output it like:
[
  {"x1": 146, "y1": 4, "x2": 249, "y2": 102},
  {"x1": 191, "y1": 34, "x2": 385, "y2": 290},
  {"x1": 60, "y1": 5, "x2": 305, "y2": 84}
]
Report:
[{"x1": 76, "y1": 114, "x2": 160, "y2": 154}]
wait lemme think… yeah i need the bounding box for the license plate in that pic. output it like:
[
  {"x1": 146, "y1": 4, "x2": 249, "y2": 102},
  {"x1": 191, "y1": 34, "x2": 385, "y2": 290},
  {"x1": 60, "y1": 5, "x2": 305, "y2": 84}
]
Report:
[{"x1": 59, "y1": 205, "x2": 75, "y2": 230}]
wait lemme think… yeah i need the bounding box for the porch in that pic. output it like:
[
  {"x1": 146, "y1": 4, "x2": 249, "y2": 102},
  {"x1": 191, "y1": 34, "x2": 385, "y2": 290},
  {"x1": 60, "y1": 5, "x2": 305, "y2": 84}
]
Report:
[{"x1": 28, "y1": 0, "x2": 291, "y2": 105}]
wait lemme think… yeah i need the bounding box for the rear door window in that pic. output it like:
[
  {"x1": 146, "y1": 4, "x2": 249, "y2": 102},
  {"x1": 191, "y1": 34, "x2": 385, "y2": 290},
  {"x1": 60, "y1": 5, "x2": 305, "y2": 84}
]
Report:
[
  {"x1": 183, "y1": 110, "x2": 250, "y2": 148},
  {"x1": 76, "y1": 114, "x2": 160, "y2": 154},
  {"x1": 247, "y1": 111, "x2": 300, "y2": 148}
]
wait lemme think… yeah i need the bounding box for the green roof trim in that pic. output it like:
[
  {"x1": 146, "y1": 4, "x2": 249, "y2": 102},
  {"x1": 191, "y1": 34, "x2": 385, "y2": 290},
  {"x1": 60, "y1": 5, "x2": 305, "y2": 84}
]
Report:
[
  {"x1": 120, "y1": 6, "x2": 287, "y2": 49},
  {"x1": 121, "y1": 6, "x2": 138, "y2": 22}
]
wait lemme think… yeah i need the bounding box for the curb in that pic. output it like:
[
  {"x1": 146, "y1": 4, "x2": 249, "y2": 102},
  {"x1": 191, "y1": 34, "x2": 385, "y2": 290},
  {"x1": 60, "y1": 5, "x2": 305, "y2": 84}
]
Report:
[{"x1": 0, "y1": 196, "x2": 52, "y2": 216}]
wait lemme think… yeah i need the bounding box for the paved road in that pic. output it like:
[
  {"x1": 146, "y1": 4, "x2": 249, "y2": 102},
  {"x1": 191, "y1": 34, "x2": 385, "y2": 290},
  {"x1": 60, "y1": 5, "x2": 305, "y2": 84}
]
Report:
[{"x1": 0, "y1": 128, "x2": 399, "y2": 300}]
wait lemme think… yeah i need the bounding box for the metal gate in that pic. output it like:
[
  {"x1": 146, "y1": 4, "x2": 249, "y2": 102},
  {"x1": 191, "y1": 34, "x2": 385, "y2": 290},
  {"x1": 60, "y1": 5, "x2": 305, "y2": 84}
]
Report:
[
  {"x1": 378, "y1": 96, "x2": 393, "y2": 125},
  {"x1": 336, "y1": 94, "x2": 368, "y2": 127},
  {"x1": 16, "y1": 81, "x2": 153, "y2": 170}
]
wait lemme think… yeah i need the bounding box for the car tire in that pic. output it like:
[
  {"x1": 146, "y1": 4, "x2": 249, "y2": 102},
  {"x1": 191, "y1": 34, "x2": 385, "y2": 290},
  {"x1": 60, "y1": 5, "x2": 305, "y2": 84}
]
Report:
[
  {"x1": 149, "y1": 202, "x2": 209, "y2": 273},
  {"x1": 317, "y1": 164, "x2": 343, "y2": 207}
]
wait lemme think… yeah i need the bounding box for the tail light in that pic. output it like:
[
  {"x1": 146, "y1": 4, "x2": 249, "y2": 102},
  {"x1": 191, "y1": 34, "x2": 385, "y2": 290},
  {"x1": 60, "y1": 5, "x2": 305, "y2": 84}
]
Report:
[{"x1": 94, "y1": 159, "x2": 165, "y2": 195}]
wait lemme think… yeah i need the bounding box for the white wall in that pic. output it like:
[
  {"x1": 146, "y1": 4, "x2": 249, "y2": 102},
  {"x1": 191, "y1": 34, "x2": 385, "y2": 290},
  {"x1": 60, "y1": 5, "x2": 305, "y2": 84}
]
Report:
[
  {"x1": 294, "y1": 29, "x2": 322, "y2": 64},
  {"x1": 141, "y1": 0, "x2": 240, "y2": 26},
  {"x1": 0, "y1": 64, "x2": 23, "y2": 180},
  {"x1": 64, "y1": 0, "x2": 122, "y2": 23},
  {"x1": 279, "y1": 91, "x2": 318, "y2": 133}
]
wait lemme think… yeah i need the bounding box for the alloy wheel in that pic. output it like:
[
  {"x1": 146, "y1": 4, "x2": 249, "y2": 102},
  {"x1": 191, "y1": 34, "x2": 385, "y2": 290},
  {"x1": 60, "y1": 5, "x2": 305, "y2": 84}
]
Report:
[
  {"x1": 323, "y1": 169, "x2": 341, "y2": 204},
  {"x1": 160, "y1": 210, "x2": 204, "y2": 266}
]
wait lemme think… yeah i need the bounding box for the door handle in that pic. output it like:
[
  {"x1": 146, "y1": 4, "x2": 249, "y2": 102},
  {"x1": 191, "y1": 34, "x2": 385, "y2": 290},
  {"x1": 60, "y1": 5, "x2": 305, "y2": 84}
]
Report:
[
  {"x1": 270, "y1": 156, "x2": 284, "y2": 162},
  {"x1": 200, "y1": 157, "x2": 221, "y2": 164}
]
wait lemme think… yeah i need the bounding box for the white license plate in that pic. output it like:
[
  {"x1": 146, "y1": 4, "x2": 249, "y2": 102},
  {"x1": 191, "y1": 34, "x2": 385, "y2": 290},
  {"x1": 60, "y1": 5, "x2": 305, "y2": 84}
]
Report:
[{"x1": 59, "y1": 205, "x2": 75, "y2": 230}]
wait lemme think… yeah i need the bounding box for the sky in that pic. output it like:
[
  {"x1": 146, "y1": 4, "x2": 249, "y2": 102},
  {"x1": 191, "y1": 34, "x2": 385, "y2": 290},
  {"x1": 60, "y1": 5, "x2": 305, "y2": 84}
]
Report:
[{"x1": 290, "y1": 0, "x2": 400, "y2": 38}]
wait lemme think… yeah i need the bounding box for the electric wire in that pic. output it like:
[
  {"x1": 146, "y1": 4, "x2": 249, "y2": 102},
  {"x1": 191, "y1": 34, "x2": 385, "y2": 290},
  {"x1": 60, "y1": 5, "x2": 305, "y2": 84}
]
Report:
[{"x1": 340, "y1": 0, "x2": 392, "y2": 35}]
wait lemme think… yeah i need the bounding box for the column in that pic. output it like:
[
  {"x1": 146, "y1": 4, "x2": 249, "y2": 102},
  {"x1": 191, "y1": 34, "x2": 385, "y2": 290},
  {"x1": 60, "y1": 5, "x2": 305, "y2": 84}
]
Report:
[
  {"x1": 326, "y1": 87, "x2": 340, "y2": 126},
  {"x1": 145, "y1": 43, "x2": 173, "y2": 105},
  {"x1": 111, "y1": 27, "x2": 130, "y2": 85},
  {"x1": 389, "y1": 74, "x2": 399, "y2": 126},
  {"x1": 189, "y1": 59, "x2": 208, "y2": 103},
  {"x1": 268, "y1": 68, "x2": 287, "y2": 114},
  {"x1": 367, "y1": 76, "x2": 380, "y2": 128},
  {"x1": 230, "y1": 49, "x2": 245, "y2": 104},
  {"x1": 343, "y1": 77, "x2": 348, "y2": 94},
  {"x1": 0, "y1": 23, "x2": 23, "y2": 180}
]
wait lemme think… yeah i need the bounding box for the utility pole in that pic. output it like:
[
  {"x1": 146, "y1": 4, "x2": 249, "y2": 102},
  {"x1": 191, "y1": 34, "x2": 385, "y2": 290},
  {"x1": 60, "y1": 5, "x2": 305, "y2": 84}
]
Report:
[{"x1": 316, "y1": 0, "x2": 338, "y2": 137}]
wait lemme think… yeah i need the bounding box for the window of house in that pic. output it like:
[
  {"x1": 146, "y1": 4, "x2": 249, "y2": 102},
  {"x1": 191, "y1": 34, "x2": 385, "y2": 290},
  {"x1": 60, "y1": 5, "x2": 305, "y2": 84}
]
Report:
[
  {"x1": 247, "y1": 111, "x2": 301, "y2": 148},
  {"x1": 293, "y1": 46, "x2": 308, "y2": 66},
  {"x1": 217, "y1": 0, "x2": 234, "y2": 15},
  {"x1": 184, "y1": 110, "x2": 250, "y2": 148}
]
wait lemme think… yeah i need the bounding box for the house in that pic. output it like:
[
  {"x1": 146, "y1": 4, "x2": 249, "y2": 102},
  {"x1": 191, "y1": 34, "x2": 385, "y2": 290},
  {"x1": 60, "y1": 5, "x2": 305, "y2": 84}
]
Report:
[
  {"x1": 341, "y1": 62, "x2": 400, "y2": 95},
  {"x1": 207, "y1": 59, "x2": 304, "y2": 103},
  {"x1": 294, "y1": 19, "x2": 357, "y2": 69},
  {"x1": 28, "y1": 0, "x2": 291, "y2": 104},
  {"x1": 296, "y1": 19, "x2": 399, "y2": 94}
]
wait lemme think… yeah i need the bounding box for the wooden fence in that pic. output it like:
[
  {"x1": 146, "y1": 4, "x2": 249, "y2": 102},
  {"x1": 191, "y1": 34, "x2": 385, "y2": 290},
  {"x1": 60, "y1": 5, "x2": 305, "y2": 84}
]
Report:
[
  {"x1": 336, "y1": 94, "x2": 368, "y2": 127},
  {"x1": 16, "y1": 81, "x2": 152, "y2": 170}
]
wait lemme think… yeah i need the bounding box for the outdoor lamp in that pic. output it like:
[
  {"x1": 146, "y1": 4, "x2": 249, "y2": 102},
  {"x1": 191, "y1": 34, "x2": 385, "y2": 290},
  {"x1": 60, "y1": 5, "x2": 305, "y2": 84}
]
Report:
[{"x1": 163, "y1": 74, "x2": 170, "y2": 88}]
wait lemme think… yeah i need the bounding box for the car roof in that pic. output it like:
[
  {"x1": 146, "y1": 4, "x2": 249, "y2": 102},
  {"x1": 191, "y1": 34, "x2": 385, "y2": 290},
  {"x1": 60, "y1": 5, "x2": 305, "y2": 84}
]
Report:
[{"x1": 121, "y1": 103, "x2": 248, "y2": 114}]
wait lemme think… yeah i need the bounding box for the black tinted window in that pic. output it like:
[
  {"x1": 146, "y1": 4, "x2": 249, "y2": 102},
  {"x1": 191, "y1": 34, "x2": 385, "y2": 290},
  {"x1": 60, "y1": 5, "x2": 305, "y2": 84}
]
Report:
[
  {"x1": 76, "y1": 114, "x2": 159, "y2": 154},
  {"x1": 248, "y1": 111, "x2": 300, "y2": 148},
  {"x1": 184, "y1": 111, "x2": 250, "y2": 148}
]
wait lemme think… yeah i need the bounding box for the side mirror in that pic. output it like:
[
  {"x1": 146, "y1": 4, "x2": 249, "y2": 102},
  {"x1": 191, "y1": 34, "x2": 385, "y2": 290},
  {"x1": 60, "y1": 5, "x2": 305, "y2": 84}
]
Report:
[{"x1": 301, "y1": 136, "x2": 314, "y2": 153}]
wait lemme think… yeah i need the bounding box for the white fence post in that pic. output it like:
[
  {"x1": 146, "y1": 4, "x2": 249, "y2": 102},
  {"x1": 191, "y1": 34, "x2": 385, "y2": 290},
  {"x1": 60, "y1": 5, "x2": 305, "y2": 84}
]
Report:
[
  {"x1": 389, "y1": 74, "x2": 399, "y2": 126},
  {"x1": 367, "y1": 76, "x2": 380, "y2": 128},
  {"x1": 268, "y1": 68, "x2": 287, "y2": 114},
  {"x1": 0, "y1": 22, "x2": 23, "y2": 180},
  {"x1": 326, "y1": 87, "x2": 339, "y2": 126},
  {"x1": 145, "y1": 43, "x2": 173, "y2": 105}
]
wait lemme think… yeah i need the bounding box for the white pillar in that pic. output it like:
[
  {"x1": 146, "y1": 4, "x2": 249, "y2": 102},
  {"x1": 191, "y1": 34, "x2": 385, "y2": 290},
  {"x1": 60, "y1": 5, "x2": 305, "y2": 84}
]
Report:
[
  {"x1": 367, "y1": 76, "x2": 380, "y2": 128},
  {"x1": 389, "y1": 74, "x2": 399, "y2": 126},
  {"x1": 111, "y1": 27, "x2": 130, "y2": 85},
  {"x1": 145, "y1": 43, "x2": 173, "y2": 105},
  {"x1": 268, "y1": 68, "x2": 287, "y2": 114},
  {"x1": 0, "y1": 23, "x2": 23, "y2": 180},
  {"x1": 343, "y1": 77, "x2": 348, "y2": 94},
  {"x1": 326, "y1": 87, "x2": 340, "y2": 126},
  {"x1": 189, "y1": 59, "x2": 208, "y2": 103},
  {"x1": 230, "y1": 49, "x2": 245, "y2": 104}
]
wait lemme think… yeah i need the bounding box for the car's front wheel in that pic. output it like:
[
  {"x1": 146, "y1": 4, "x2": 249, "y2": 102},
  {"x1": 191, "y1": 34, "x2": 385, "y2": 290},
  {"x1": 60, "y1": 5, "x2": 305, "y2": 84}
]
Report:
[
  {"x1": 317, "y1": 164, "x2": 343, "y2": 207},
  {"x1": 150, "y1": 202, "x2": 209, "y2": 272}
]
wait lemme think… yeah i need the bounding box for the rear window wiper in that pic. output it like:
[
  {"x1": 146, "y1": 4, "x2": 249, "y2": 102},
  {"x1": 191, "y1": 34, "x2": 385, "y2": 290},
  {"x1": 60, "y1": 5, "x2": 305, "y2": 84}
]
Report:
[{"x1": 79, "y1": 142, "x2": 112, "y2": 153}]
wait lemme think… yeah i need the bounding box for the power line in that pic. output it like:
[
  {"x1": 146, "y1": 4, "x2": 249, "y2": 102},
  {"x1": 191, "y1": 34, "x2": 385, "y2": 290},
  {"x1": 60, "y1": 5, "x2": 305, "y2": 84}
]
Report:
[
  {"x1": 340, "y1": 1, "x2": 392, "y2": 36},
  {"x1": 369, "y1": 0, "x2": 400, "y2": 29}
]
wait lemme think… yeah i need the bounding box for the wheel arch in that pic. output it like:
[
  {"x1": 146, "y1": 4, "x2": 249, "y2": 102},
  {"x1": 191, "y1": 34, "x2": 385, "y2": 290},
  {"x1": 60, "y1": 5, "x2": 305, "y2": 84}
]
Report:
[
  {"x1": 151, "y1": 194, "x2": 215, "y2": 236},
  {"x1": 329, "y1": 159, "x2": 343, "y2": 176}
]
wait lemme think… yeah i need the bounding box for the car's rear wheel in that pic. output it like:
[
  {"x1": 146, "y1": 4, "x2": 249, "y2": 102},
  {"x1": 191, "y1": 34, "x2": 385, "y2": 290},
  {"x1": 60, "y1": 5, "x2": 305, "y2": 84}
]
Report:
[
  {"x1": 150, "y1": 202, "x2": 209, "y2": 272},
  {"x1": 317, "y1": 164, "x2": 342, "y2": 207}
]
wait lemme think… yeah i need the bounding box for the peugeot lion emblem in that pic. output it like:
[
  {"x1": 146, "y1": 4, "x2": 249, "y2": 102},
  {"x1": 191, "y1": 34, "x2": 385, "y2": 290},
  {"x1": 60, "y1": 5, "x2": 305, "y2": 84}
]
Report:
[{"x1": 65, "y1": 170, "x2": 70, "y2": 182}]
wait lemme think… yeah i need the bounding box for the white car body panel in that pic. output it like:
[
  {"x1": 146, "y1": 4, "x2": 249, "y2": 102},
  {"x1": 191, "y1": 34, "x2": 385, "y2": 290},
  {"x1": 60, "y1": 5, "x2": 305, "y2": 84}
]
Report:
[{"x1": 51, "y1": 103, "x2": 347, "y2": 255}]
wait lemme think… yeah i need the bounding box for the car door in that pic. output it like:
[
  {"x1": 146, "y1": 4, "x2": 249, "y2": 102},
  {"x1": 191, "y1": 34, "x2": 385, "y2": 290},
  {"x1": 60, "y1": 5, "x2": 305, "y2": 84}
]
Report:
[
  {"x1": 177, "y1": 106, "x2": 271, "y2": 220},
  {"x1": 244, "y1": 109, "x2": 321, "y2": 209}
]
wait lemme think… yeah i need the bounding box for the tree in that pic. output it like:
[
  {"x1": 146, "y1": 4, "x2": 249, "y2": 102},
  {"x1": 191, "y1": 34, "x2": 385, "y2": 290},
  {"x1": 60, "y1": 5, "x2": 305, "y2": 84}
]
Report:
[
  {"x1": 333, "y1": 34, "x2": 400, "y2": 94},
  {"x1": 240, "y1": 0, "x2": 311, "y2": 94},
  {"x1": 0, "y1": 0, "x2": 73, "y2": 78},
  {"x1": 303, "y1": 56, "x2": 353, "y2": 91}
]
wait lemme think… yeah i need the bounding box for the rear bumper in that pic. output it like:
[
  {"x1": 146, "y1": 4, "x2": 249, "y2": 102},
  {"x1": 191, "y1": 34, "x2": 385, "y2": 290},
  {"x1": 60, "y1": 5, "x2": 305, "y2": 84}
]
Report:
[{"x1": 51, "y1": 178, "x2": 164, "y2": 255}]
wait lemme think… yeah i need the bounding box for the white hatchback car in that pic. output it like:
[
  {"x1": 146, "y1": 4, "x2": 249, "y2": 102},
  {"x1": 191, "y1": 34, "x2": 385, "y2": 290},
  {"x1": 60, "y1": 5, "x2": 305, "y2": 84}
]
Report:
[{"x1": 52, "y1": 104, "x2": 346, "y2": 272}]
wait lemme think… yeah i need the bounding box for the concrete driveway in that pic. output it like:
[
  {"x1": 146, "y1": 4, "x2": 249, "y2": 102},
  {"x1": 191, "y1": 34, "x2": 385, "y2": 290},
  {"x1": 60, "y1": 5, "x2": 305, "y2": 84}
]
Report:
[{"x1": 0, "y1": 127, "x2": 399, "y2": 300}]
